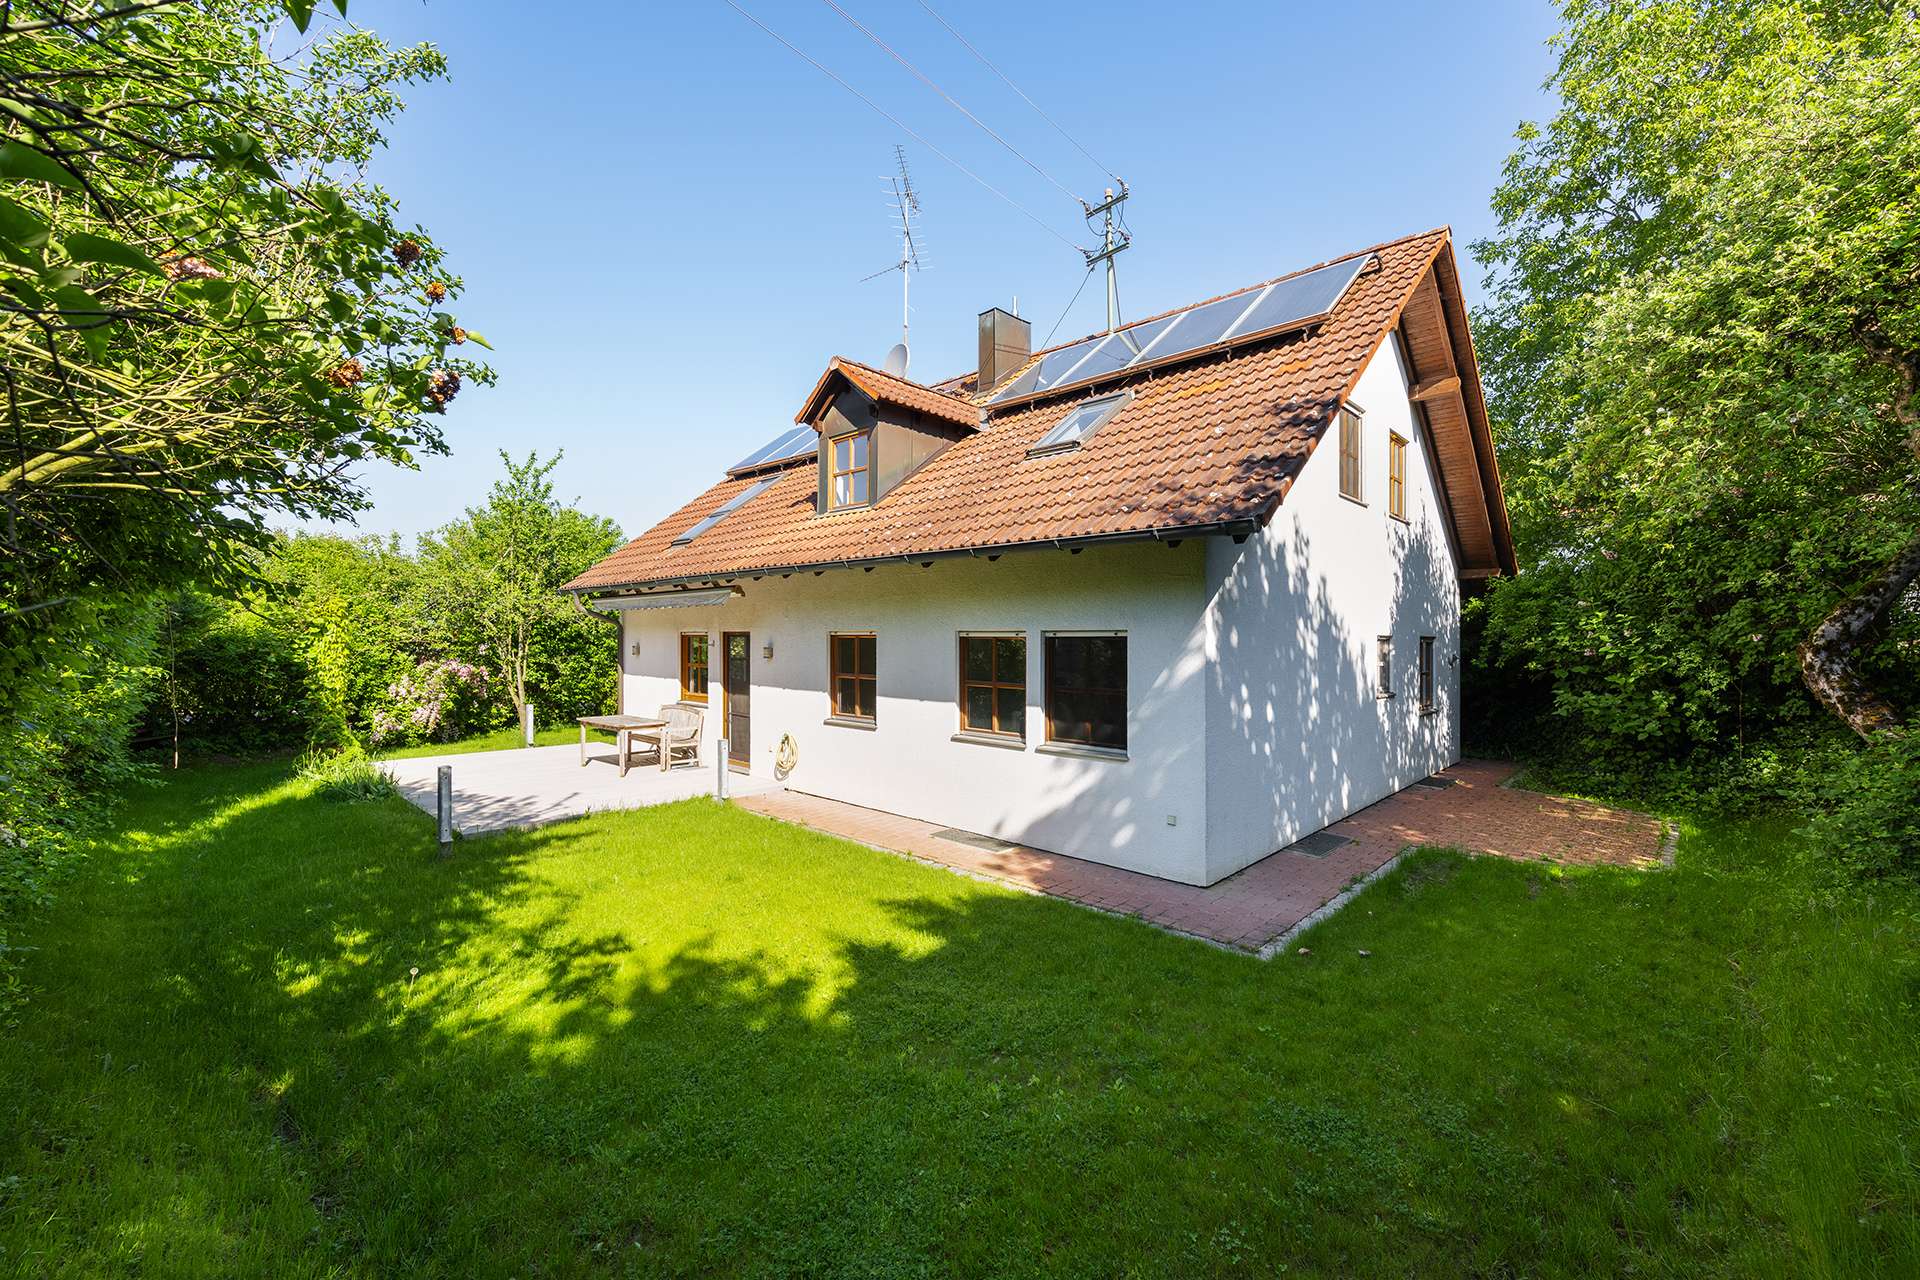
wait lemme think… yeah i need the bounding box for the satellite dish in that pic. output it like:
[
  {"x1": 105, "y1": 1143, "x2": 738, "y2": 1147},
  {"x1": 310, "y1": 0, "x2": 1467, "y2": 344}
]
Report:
[{"x1": 882, "y1": 342, "x2": 909, "y2": 376}]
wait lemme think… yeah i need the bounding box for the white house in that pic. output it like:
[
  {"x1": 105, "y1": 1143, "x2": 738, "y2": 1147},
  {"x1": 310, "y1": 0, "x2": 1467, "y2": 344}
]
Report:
[{"x1": 564, "y1": 228, "x2": 1514, "y2": 886}]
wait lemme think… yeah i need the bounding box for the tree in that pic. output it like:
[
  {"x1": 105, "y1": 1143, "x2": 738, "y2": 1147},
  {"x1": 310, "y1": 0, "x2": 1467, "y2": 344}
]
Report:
[
  {"x1": 1474, "y1": 0, "x2": 1920, "y2": 760},
  {"x1": 0, "y1": 1, "x2": 486, "y2": 983},
  {"x1": 418, "y1": 452, "x2": 622, "y2": 726},
  {"x1": 0, "y1": 0, "x2": 492, "y2": 617}
]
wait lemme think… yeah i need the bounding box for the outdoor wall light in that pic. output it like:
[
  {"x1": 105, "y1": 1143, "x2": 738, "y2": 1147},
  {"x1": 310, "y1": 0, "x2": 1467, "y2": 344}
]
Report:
[
  {"x1": 632, "y1": 642, "x2": 642, "y2": 656},
  {"x1": 763, "y1": 640, "x2": 774, "y2": 660}
]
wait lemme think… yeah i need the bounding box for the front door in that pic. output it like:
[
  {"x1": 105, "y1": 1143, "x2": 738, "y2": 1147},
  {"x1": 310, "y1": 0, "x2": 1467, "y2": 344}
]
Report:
[{"x1": 723, "y1": 632, "x2": 750, "y2": 769}]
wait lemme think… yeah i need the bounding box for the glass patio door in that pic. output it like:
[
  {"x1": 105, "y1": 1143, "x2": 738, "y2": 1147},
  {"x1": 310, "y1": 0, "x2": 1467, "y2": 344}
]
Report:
[{"x1": 723, "y1": 632, "x2": 750, "y2": 769}]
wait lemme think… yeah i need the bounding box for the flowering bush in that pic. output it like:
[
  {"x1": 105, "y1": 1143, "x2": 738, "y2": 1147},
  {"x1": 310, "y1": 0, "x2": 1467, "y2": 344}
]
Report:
[{"x1": 368, "y1": 660, "x2": 490, "y2": 747}]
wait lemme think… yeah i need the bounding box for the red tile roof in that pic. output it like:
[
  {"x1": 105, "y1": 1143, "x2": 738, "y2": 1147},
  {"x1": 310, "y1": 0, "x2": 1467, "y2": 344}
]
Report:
[
  {"x1": 796, "y1": 356, "x2": 980, "y2": 430},
  {"x1": 567, "y1": 228, "x2": 1507, "y2": 593}
]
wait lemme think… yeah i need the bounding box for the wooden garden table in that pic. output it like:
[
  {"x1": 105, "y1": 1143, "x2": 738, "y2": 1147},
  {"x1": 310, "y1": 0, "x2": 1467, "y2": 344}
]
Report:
[{"x1": 577, "y1": 714, "x2": 666, "y2": 777}]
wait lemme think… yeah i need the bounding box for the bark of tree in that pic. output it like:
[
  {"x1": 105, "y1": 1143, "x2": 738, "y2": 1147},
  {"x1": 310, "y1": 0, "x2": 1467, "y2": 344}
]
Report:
[
  {"x1": 1799, "y1": 340, "x2": 1920, "y2": 738},
  {"x1": 1799, "y1": 531, "x2": 1920, "y2": 738}
]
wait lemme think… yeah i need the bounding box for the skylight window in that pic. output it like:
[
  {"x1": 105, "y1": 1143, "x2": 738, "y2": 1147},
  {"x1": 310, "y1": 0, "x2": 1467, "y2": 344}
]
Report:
[
  {"x1": 1028, "y1": 392, "x2": 1130, "y2": 456},
  {"x1": 671, "y1": 477, "x2": 776, "y2": 546}
]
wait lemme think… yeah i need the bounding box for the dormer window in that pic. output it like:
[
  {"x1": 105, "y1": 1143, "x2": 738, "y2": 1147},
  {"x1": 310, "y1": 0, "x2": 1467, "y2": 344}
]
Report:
[
  {"x1": 827, "y1": 428, "x2": 870, "y2": 509},
  {"x1": 1027, "y1": 391, "x2": 1130, "y2": 457}
]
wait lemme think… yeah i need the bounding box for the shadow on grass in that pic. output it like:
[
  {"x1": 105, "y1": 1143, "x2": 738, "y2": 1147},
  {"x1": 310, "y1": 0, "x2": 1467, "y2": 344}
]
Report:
[{"x1": 1, "y1": 764, "x2": 1915, "y2": 1278}]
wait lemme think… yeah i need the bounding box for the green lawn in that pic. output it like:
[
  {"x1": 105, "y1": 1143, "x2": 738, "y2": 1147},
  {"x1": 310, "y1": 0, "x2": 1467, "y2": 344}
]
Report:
[
  {"x1": 1, "y1": 757, "x2": 1915, "y2": 1278},
  {"x1": 378, "y1": 723, "x2": 615, "y2": 758}
]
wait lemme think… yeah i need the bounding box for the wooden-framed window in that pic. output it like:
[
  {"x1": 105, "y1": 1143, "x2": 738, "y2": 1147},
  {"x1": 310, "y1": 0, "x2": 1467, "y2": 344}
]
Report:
[
  {"x1": 1388, "y1": 432, "x2": 1408, "y2": 520},
  {"x1": 1044, "y1": 633, "x2": 1127, "y2": 751},
  {"x1": 828, "y1": 430, "x2": 871, "y2": 509},
  {"x1": 1376, "y1": 635, "x2": 1393, "y2": 698},
  {"x1": 1418, "y1": 636, "x2": 1436, "y2": 713},
  {"x1": 829, "y1": 632, "x2": 877, "y2": 721},
  {"x1": 679, "y1": 633, "x2": 710, "y2": 704},
  {"x1": 1338, "y1": 406, "x2": 1363, "y2": 502},
  {"x1": 959, "y1": 633, "x2": 1026, "y2": 738}
]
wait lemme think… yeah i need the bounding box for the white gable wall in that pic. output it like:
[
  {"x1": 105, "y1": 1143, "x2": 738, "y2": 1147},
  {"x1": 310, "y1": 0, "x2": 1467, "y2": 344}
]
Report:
[
  {"x1": 616, "y1": 543, "x2": 1216, "y2": 883},
  {"x1": 1201, "y1": 332, "x2": 1463, "y2": 883}
]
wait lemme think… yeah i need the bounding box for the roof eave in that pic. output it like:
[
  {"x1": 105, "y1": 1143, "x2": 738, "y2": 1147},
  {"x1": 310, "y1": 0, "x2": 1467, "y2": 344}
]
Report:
[{"x1": 562, "y1": 517, "x2": 1263, "y2": 597}]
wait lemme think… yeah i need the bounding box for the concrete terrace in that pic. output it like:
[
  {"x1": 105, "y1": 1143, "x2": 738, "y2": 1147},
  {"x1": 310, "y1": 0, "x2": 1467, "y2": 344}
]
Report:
[{"x1": 382, "y1": 742, "x2": 780, "y2": 835}]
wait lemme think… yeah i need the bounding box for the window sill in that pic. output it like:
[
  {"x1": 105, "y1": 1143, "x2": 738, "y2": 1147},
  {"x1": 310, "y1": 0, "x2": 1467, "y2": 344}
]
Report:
[
  {"x1": 951, "y1": 730, "x2": 1026, "y2": 751},
  {"x1": 1419, "y1": 706, "x2": 1437, "y2": 717},
  {"x1": 1376, "y1": 691, "x2": 1395, "y2": 700},
  {"x1": 823, "y1": 715, "x2": 876, "y2": 731},
  {"x1": 1389, "y1": 512, "x2": 1410, "y2": 525},
  {"x1": 1037, "y1": 741, "x2": 1128, "y2": 763},
  {"x1": 1340, "y1": 493, "x2": 1369, "y2": 508}
]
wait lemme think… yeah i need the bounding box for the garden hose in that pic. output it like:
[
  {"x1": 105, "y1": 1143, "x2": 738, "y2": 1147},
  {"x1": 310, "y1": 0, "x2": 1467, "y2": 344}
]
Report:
[{"x1": 775, "y1": 733, "x2": 799, "y2": 775}]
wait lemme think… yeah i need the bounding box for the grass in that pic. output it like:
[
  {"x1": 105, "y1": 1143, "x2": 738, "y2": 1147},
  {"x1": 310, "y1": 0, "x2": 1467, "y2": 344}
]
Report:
[
  {"x1": 377, "y1": 723, "x2": 613, "y2": 759},
  {"x1": 0, "y1": 758, "x2": 1915, "y2": 1278}
]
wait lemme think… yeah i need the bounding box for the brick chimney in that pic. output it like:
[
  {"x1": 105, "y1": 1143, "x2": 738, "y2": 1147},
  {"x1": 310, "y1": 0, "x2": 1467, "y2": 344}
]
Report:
[{"x1": 977, "y1": 306, "x2": 1031, "y2": 392}]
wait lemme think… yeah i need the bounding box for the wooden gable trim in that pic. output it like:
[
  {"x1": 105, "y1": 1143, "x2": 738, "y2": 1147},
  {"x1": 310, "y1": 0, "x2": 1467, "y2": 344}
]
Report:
[
  {"x1": 1255, "y1": 233, "x2": 1516, "y2": 580},
  {"x1": 1429, "y1": 240, "x2": 1517, "y2": 576}
]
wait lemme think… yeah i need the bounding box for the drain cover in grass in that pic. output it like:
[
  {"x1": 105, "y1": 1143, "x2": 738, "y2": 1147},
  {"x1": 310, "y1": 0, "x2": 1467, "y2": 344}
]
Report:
[
  {"x1": 931, "y1": 827, "x2": 1019, "y2": 853},
  {"x1": 1285, "y1": 830, "x2": 1351, "y2": 857}
]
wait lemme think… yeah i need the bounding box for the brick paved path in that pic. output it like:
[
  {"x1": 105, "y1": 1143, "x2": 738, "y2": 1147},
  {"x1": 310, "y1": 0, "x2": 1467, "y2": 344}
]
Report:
[{"x1": 734, "y1": 761, "x2": 1668, "y2": 954}]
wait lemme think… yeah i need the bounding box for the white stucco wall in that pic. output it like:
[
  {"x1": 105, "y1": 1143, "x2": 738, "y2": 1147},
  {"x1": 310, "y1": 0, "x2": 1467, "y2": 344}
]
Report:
[
  {"x1": 1201, "y1": 332, "x2": 1463, "y2": 882},
  {"x1": 617, "y1": 543, "x2": 1216, "y2": 883}
]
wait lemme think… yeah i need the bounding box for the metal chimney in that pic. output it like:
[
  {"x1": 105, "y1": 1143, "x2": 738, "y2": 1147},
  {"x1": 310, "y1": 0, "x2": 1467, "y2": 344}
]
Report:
[{"x1": 977, "y1": 306, "x2": 1031, "y2": 393}]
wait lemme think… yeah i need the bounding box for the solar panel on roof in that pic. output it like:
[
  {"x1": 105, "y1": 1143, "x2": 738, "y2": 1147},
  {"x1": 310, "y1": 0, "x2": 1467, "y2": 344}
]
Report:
[
  {"x1": 1146, "y1": 289, "x2": 1252, "y2": 356},
  {"x1": 1222, "y1": 254, "x2": 1369, "y2": 344},
  {"x1": 998, "y1": 335, "x2": 1108, "y2": 401},
  {"x1": 987, "y1": 253, "x2": 1372, "y2": 408},
  {"x1": 1051, "y1": 314, "x2": 1179, "y2": 386},
  {"x1": 671, "y1": 477, "x2": 776, "y2": 546},
  {"x1": 727, "y1": 425, "x2": 817, "y2": 475}
]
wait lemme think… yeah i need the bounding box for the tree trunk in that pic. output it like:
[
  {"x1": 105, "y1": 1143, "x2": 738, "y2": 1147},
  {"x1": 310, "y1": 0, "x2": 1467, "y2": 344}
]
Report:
[
  {"x1": 1798, "y1": 530, "x2": 1920, "y2": 738},
  {"x1": 509, "y1": 621, "x2": 529, "y2": 724}
]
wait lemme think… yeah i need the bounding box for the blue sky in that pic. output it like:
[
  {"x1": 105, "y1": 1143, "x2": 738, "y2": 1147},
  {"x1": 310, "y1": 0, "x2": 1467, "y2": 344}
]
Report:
[{"x1": 325, "y1": 0, "x2": 1561, "y2": 542}]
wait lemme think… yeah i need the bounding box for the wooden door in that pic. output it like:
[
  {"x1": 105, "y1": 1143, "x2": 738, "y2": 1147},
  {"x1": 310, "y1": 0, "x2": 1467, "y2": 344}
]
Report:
[{"x1": 722, "y1": 632, "x2": 750, "y2": 769}]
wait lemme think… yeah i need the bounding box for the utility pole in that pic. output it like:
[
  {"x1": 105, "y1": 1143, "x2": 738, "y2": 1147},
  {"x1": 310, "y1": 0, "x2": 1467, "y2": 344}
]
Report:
[{"x1": 1081, "y1": 181, "x2": 1130, "y2": 334}]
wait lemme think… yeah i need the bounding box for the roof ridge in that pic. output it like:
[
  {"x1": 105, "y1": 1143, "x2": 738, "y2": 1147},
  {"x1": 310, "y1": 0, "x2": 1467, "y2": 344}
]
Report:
[{"x1": 829, "y1": 354, "x2": 970, "y2": 402}]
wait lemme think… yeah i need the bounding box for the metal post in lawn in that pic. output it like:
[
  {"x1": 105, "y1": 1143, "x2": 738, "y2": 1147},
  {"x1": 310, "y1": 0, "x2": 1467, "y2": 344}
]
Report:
[
  {"x1": 436, "y1": 765, "x2": 453, "y2": 858},
  {"x1": 522, "y1": 702, "x2": 534, "y2": 748},
  {"x1": 716, "y1": 738, "x2": 729, "y2": 800}
]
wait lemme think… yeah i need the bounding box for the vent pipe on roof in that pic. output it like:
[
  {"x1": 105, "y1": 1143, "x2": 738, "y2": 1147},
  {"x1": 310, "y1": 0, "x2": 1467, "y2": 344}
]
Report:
[{"x1": 978, "y1": 306, "x2": 1031, "y2": 393}]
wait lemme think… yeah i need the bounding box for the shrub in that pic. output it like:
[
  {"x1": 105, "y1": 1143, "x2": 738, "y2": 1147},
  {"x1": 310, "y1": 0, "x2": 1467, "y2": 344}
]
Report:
[
  {"x1": 367, "y1": 660, "x2": 491, "y2": 748},
  {"x1": 143, "y1": 594, "x2": 325, "y2": 755},
  {"x1": 1799, "y1": 734, "x2": 1920, "y2": 883},
  {"x1": 293, "y1": 748, "x2": 398, "y2": 805},
  {"x1": 0, "y1": 602, "x2": 157, "y2": 1015}
]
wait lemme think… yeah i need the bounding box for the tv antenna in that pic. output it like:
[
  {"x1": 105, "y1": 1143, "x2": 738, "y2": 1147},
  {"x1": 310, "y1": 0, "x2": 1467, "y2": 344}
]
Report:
[
  {"x1": 860, "y1": 145, "x2": 925, "y2": 364},
  {"x1": 1081, "y1": 180, "x2": 1130, "y2": 334}
]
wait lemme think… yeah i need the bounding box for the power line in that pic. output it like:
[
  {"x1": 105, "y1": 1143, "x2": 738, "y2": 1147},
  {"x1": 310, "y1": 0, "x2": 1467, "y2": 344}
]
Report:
[
  {"x1": 914, "y1": 0, "x2": 1121, "y2": 185},
  {"x1": 1042, "y1": 264, "x2": 1097, "y2": 348},
  {"x1": 720, "y1": 0, "x2": 1086, "y2": 253},
  {"x1": 816, "y1": 0, "x2": 1082, "y2": 207}
]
